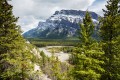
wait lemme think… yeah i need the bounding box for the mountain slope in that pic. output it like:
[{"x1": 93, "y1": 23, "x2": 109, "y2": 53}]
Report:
[{"x1": 23, "y1": 10, "x2": 100, "y2": 39}]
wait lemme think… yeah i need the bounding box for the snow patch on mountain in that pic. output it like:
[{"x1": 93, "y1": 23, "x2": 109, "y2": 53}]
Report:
[{"x1": 23, "y1": 10, "x2": 100, "y2": 39}]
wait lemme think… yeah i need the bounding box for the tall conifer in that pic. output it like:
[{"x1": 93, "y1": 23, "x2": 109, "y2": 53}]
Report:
[
  {"x1": 100, "y1": 0, "x2": 120, "y2": 79},
  {"x1": 72, "y1": 11, "x2": 104, "y2": 80},
  {"x1": 0, "y1": 0, "x2": 33, "y2": 79}
]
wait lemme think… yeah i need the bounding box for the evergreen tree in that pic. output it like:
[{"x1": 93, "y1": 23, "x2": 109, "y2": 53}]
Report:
[
  {"x1": 0, "y1": 0, "x2": 33, "y2": 79},
  {"x1": 50, "y1": 56, "x2": 63, "y2": 80},
  {"x1": 79, "y1": 11, "x2": 94, "y2": 46},
  {"x1": 40, "y1": 51, "x2": 46, "y2": 66},
  {"x1": 100, "y1": 0, "x2": 120, "y2": 79},
  {"x1": 72, "y1": 11, "x2": 104, "y2": 80}
]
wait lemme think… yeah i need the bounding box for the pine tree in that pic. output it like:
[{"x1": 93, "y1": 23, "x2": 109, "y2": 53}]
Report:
[
  {"x1": 50, "y1": 56, "x2": 62, "y2": 80},
  {"x1": 100, "y1": 0, "x2": 120, "y2": 79},
  {"x1": 0, "y1": 0, "x2": 33, "y2": 79},
  {"x1": 40, "y1": 51, "x2": 46, "y2": 66},
  {"x1": 72, "y1": 11, "x2": 104, "y2": 80},
  {"x1": 79, "y1": 11, "x2": 94, "y2": 46}
]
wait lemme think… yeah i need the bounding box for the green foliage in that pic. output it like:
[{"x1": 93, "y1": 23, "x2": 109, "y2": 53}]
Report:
[
  {"x1": 71, "y1": 11, "x2": 105, "y2": 80},
  {"x1": 40, "y1": 51, "x2": 73, "y2": 80},
  {"x1": 50, "y1": 56, "x2": 63, "y2": 80},
  {"x1": 0, "y1": 0, "x2": 34, "y2": 79},
  {"x1": 40, "y1": 51, "x2": 47, "y2": 66},
  {"x1": 100, "y1": 0, "x2": 120, "y2": 79},
  {"x1": 79, "y1": 11, "x2": 95, "y2": 45},
  {"x1": 72, "y1": 43, "x2": 105, "y2": 80}
]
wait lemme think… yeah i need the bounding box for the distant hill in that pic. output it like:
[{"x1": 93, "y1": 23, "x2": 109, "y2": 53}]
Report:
[{"x1": 23, "y1": 10, "x2": 100, "y2": 39}]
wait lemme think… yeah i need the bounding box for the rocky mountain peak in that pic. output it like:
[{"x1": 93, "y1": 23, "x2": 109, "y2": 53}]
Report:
[
  {"x1": 53, "y1": 10, "x2": 99, "y2": 20},
  {"x1": 23, "y1": 10, "x2": 100, "y2": 39},
  {"x1": 54, "y1": 10, "x2": 84, "y2": 15}
]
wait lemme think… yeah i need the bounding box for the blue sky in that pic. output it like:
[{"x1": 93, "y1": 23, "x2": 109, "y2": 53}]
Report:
[
  {"x1": 93, "y1": 0, "x2": 106, "y2": 4},
  {"x1": 10, "y1": 0, "x2": 107, "y2": 32}
]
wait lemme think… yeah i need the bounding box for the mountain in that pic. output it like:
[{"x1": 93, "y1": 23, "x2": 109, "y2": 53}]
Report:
[{"x1": 23, "y1": 10, "x2": 100, "y2": 39}]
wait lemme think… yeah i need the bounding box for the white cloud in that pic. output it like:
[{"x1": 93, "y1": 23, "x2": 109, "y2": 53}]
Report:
[
  {"x1": 89, "y1": 0, "x2": 107, "y2": 16},
  {"x1": 10, "y1": 0, "x2": 105, "y2": 32},
  {"x1": 17, "y1": 16, "x2": 40, "y2": 32}
]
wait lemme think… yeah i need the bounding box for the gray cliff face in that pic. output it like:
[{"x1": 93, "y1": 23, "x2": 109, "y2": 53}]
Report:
[{"x1": 23, "y1": 10, "x2": 99, "y2": 39}]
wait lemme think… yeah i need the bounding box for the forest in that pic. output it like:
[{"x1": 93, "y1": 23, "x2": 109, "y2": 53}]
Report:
[{"x1": 0, "y1": 0, "x2": 120, "y2": 80}]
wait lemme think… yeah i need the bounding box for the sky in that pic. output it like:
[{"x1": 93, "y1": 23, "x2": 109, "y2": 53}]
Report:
[{"x1": 9, "y1": 0, "x2": 107, "y2": 32}]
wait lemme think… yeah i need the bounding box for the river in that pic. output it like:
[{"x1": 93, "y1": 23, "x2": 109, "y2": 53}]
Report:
[{"x1": 39, "y1": 46, "x2": 70, "y2": 62}]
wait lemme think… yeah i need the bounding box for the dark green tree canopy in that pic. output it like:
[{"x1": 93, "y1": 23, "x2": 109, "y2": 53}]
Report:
[
  {"x1": 79, "y1": 11, "x2": 95, "y2": 46},
  {"x1": 100, "y1": 0, "x2": 120, "y2": 80},
  {"x1": 103, "y1": 0, "x2": 120, "y2": 16}
]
